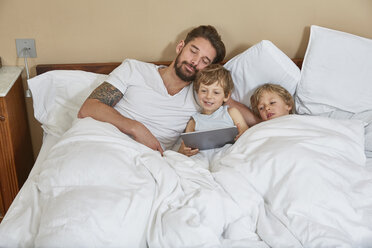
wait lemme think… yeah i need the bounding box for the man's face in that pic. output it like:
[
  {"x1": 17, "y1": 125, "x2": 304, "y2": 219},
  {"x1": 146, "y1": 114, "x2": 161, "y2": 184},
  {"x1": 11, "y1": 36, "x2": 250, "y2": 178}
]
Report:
[{"x1": 174, "y1": 37, "x2": 217, "y2": 82}]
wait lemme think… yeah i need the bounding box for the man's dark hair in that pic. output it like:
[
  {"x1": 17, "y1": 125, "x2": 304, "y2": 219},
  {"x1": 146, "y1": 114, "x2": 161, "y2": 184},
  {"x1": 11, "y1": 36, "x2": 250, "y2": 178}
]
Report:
[{"x1": 184, "y1": 25, "x2": 226, "y2": 64}]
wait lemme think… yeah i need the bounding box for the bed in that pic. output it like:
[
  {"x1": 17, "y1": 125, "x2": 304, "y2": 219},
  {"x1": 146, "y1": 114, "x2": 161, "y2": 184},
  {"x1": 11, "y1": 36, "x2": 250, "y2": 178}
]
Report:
[{"x1": 0, "y1": 25, "x2": 371, "y2": 248}]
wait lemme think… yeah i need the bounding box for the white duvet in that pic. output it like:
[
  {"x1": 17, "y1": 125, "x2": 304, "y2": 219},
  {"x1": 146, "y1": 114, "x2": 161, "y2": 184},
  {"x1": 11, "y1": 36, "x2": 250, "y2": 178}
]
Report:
[{"x1": 0, "y1": 115, "x2": 371, "y2": 248}]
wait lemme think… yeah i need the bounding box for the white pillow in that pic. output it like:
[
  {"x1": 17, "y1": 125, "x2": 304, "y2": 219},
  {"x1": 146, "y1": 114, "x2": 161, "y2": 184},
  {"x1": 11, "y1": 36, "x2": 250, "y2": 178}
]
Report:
[
  {"x1": 316, "y1": 109, "x2": 372, "y2": 159},
  {"x1": 224, "y1": 40, "x2": 301, "y2": 107},
  {"x1": 296, "y1": 25, "x2": 372, "y2": 115},
  {"x1": 28, "y1": 70, "x2": 108, "y2": 136}
]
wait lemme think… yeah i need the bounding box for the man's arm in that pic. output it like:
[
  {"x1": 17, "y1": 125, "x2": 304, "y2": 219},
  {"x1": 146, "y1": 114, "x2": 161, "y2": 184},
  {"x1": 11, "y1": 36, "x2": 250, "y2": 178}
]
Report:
[
  {"x1": 78, "y1": 82, "x2": 164, "y2": 154},
  {"x1": 226, "y1": 98, "x2": 261, "y2": 127}
]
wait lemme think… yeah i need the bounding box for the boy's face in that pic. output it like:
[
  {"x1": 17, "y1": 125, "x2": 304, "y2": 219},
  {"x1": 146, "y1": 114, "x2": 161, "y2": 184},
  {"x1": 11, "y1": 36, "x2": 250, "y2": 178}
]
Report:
[
  {"x1": 197, "y1": 81, "x2": 229, "y2": 115},
  {"x1": 257, "y1": 91, "x2": 292, "y2": 121}
]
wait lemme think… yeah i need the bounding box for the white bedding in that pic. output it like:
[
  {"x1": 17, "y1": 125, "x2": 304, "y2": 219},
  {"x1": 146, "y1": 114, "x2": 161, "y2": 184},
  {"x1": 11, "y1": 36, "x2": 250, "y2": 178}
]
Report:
[
  {"x1": 0, "y1": 134, "x2": 60, "y2": 247},
  {"x1": 211, "y1": 115, "x2": 372, "y2": 247},
  {"x1": 1, "y1": 115, "x2": 372, "y2": 247}
]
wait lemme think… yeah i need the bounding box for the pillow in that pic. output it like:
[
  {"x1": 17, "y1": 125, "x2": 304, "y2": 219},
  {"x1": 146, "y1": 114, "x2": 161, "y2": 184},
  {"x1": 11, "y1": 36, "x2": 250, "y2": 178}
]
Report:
[
  {"x1": 296, "y1": 25, "x2": 372, "y2": 115},
  {"x1": 317, "y1": 109, "x2": 372, "y2": 159},
  {"x1": 224, "y1": 40, "x2": 301, "y2": 107},
  {"x1": 28, "y1": 70, "x2": 108, "y2": 136}
]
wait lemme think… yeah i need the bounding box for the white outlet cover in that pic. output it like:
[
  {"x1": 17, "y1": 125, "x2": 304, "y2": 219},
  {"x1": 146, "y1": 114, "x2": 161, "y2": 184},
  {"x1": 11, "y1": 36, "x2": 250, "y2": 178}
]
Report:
[{"x1": 16, "y1": 39, "x2": 37, "y2": 58}]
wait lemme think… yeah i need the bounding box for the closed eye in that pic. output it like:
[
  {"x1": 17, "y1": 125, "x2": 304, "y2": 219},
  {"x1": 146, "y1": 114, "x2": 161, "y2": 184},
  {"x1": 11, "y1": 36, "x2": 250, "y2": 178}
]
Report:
[{"x1": 202, "y1": 58, "x2": 210, "y2": 65}]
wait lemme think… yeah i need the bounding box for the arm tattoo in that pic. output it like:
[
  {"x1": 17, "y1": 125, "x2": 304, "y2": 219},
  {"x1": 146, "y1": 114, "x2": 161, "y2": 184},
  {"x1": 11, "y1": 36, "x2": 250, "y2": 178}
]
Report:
[{"x1": 88, "y1": 82, "x2": 123, "y2": 107}]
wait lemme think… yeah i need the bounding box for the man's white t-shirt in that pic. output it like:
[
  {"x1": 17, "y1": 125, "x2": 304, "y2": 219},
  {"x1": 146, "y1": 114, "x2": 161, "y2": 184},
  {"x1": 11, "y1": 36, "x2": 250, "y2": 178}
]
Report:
[{"x1": 106, "y1": 59, "x2": 199, "y2": 150}]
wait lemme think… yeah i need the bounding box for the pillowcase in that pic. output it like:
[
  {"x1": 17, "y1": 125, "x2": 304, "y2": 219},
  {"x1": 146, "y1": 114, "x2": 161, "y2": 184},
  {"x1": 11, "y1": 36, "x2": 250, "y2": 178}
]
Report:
[
  {"x1": 296, "y1": 25, "x2": 372, "y2": 115},
  {"x1": 316, "y1": 109, "x2": 372, "y2": 159},
  {"x1": 28, "y1": 70, "x2": 108, "y2": 137},
  {"x1": 224, "y1": 40, "x2": 301, "y2": 107}
]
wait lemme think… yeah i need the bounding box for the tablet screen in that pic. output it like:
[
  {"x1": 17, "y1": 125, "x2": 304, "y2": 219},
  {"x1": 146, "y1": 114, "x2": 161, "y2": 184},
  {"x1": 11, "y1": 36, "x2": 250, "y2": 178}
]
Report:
[{"x1": 180, "y1": 126, "x2": 238, "y2": 150}]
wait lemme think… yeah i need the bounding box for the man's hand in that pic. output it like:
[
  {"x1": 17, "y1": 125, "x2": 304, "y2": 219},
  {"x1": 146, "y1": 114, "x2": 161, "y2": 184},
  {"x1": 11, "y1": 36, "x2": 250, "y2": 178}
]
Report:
[
  {"x1": 131, "y1": 121, "x2": 164, "y2": 155},
  {"x1": 178, "y1": 141, "x2": 199, "y2": 157}
]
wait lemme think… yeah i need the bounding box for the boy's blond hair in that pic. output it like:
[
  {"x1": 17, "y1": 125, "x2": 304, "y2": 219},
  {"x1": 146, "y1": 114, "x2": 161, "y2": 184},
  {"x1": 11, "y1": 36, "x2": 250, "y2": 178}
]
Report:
[
  {"x1": 250, "y1": 83, "x2": 295, "y2": 118},
  {"x1": 194, "y1": 64, "x2": 234, "y2": 98}
]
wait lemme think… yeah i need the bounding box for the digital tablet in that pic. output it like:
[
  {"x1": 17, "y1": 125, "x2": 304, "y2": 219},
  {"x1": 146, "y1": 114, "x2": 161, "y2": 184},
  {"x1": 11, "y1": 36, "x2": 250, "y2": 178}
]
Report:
[{"x1": 180, "y1": 126, "x2": 238, "y2": 150}]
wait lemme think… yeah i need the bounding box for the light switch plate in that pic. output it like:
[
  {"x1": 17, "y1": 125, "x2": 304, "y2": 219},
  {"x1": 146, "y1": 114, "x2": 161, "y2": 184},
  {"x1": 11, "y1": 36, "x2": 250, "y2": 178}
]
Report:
[{"x1": 16, "y1": 39, "x2": 37, "y2": 58}]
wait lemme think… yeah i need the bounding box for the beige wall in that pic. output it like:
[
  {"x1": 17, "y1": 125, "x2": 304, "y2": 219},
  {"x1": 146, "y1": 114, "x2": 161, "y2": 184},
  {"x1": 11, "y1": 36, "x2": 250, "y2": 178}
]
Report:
[{"x1": 1, "y1": 0, "x2": 372, "y2": 157}]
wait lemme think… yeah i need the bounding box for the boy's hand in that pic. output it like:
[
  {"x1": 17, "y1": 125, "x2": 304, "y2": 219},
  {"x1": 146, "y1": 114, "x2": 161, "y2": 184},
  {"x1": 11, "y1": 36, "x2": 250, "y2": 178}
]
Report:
[
  {"x1": 178, "y1": 141, "x2": 199, "y2": 156},
  {"x1": 234, "y1": 123, "x2": 247, "y2": 141}
]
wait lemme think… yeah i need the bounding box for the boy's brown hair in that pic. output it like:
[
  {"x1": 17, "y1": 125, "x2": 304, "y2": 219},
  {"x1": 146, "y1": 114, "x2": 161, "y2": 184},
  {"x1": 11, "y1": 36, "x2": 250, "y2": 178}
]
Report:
[
  {"x1": 250, "y1": 83, "x2": 295, "y2": 118},
  {"x1": 194, "y1": 64, "x2": 234, "y2": 98}
]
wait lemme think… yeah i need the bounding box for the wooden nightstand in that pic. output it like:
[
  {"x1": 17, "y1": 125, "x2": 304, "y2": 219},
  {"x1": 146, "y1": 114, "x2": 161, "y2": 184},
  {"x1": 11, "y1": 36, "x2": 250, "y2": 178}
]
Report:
[{"x1": 0, "y1": 66, "x2": 34, "y2": 222}]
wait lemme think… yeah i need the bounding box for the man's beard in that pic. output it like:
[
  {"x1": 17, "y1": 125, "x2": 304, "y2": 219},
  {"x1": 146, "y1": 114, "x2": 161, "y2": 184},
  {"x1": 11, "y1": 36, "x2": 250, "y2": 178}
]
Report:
[{"x1": 174, "y1": 53, "x2": 198, "y2": 82}]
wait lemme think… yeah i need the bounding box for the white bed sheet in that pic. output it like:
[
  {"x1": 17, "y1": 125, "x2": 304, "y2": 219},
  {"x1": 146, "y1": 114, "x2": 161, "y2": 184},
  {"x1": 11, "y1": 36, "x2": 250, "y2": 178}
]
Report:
[
  {"x1": 0, "y1": 115, "x2": 371, "y2": 248},
  {"x1": 211, "y1": 115, "x2": 372, "y2": 247},
  {"x1": 0, "y1": 133, "x2": 61, "y2": 247}
]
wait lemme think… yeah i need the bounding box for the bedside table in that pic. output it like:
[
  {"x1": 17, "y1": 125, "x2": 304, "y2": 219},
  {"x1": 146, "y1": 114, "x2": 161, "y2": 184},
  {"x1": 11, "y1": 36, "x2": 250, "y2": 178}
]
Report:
[{"x1": 0, "y1": 66, "x2": 34, "y2": 221}]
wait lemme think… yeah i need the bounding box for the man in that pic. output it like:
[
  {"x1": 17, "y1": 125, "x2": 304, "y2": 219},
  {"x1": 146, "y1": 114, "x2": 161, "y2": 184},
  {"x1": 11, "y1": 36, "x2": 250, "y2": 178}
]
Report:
[{"x1": 78, "y1": 25, "x2": 258, "y2": 154}]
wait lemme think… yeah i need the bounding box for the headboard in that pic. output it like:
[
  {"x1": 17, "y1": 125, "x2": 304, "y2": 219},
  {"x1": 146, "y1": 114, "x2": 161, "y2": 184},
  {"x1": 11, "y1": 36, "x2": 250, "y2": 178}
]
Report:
[{"x1": 35, "y1": 59, "x2": 303, "y2": 75}]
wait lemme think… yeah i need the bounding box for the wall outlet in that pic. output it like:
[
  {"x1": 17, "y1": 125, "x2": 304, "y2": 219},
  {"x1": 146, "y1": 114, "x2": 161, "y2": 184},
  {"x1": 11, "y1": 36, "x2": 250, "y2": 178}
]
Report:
[{"x1": 16, "y1": 39, "x2": 37, "y2": 58}]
